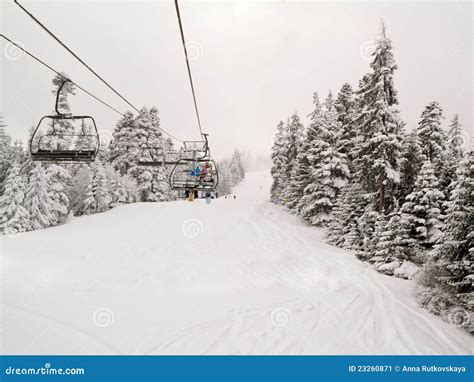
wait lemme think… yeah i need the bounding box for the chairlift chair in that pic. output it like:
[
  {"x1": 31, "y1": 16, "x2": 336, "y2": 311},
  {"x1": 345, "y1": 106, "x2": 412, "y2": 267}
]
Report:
[
  {"x1": 169, "y1": 157, "x2": 218, "y2": 192},
  {"x1": 30, "y1": 79, "x2": 100, "y2": 163}
]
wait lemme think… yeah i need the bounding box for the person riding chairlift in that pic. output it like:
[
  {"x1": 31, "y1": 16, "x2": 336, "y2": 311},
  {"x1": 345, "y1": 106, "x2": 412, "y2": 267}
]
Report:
[
  {"x1": 200, "y1": 162, "x2": 212, "y2": 181},
  {"x1": 190, "y1": 165, "x2": 202, "y2": 177}
]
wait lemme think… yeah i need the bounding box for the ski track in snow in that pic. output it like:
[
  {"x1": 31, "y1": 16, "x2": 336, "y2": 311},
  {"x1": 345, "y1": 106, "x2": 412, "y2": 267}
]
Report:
[{"x1": 0, "y1": 171, "x2": 472, "y2": 354}]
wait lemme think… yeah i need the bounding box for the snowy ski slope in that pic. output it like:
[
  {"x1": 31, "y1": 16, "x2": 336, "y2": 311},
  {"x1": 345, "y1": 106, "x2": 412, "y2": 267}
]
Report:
[{"x1": 0, "y1": 172, "x2": 471, "y2": 354}]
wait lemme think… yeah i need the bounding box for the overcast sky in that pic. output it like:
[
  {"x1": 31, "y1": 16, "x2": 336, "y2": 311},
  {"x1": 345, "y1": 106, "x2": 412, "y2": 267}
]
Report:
[{"x1": 1, "y1": 0, "x2": 472, "y2": 159}]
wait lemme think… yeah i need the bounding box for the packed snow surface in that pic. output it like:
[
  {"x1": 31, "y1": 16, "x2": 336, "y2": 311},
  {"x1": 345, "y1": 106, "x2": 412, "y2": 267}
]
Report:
[{"x1": 1, "y1": 172, "x2": 471, "y2": 354}]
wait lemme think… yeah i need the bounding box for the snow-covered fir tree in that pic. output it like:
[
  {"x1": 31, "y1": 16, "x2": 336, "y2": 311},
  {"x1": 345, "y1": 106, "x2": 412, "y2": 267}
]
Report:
[
  {"x1": 356, "y1": 209, "x2": 382, "y2": 261},
  {"x1": 334, "y1": 82, "x2": 357, "y2": 167},
  {"x1": 82, "y1": 161, "x2": 110, "y2": 214},
  {"x1": 299, "y1": 92, "x2": 349, "y2": 226},
  {"x1": 400, "y1": 160, "x2": 444, "y2": 249},
  {"x1": 216, "y1": 159, "x2": 232, "y2": 196},
  {"x1": 125, "y1": 107, "x2": 170, "y2": 202},
  {"x1": 447, "y1": 115, "x2": 465, "y2": 160},
  {"x1": 326, "y1": 181, "x2": 368, "y2": 250},
  {"x1": 398, "y1": 131, "x2": 424, "y2": 202},
  {"x1": 286, "y1": 130, "x2": 310, "y2": 214},
  {"x1": 109, "y1": 111, "x2": 136, "y2": 176},
  {"x1": 46, "y1": 164, "x2": 71, "y2": 225},
  {"x1": 24, "y1": 163, "x2": 54, "y2": 230},
  {"x1": 230, "y1": 149, "x2": 245, "y2": 184},
  {"x1": 416, "y1": 101, "x2": 446, "y2": 165},
  {"x1": 439, "y1": 115, "x2": 465, "y2": 192},
  {"x1": 0, "y1": 113, "x2": 12, "y2": 184},
  {"x1": 433, "y1": 151, "x2": 473, "y2": 300},
  {"x1": 282, "y1": 113, "x2": 304, "y2": 205},
  {"x1": 353, "y1": 21, "x2": 403, "y2": 213},
  {"x1": 270, "y1": 120, "x2": 288, "y2": 204},
  {"x1": 372, "y1": 209, "x2": 421, "y2": 272},
  {"x1": 67, "y1": 165, "x2": 91, "y2": 215},
  {"x1": 0, "y1": 162, "x2": 30, "y2": 234},
  {"x1": 105, "y1": 165, "x2": 130, "y2": 208},
  {"x1": 297, "y1": 94, "x2": 324, "y2": 221}
]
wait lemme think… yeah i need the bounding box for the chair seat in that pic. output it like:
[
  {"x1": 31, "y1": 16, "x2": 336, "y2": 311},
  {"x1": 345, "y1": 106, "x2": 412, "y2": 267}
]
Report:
[{"x1": 32, "y1": 150, "x2": 96, "y2": 162}]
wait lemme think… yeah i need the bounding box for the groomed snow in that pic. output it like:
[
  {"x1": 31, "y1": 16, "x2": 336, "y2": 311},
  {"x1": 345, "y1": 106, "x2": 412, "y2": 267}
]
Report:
[{"x1": 0, "y1": 171, "x2": 471, "y2": 354}]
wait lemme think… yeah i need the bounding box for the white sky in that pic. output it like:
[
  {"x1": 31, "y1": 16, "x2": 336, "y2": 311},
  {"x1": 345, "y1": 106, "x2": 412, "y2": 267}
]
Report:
[{"x1": 1, "y1": 0, "x2": 472, "y2": 159}]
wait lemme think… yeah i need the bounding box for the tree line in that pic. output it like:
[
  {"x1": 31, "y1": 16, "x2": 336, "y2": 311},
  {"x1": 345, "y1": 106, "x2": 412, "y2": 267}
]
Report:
[{"x1": 270, "y1": 22, "x2": 472, "y2": 333}]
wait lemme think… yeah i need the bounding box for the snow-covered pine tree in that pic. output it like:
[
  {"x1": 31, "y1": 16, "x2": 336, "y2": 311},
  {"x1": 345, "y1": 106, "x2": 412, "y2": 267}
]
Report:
[
  {"x1": 398, "y1": 131, "x2": 424, "y2": 202},
  {"x1": 230, "y1": 149, "x2": 245, "y2": 184},
  {"x1": 439, "y1": 115, "x2": 465, "y2": 192},
  {"x1": 400, "y1": 160, "x2": 444, "y2": 249},
  {"x1": 82, "y1": 179, "x2": 96, "y2": 215},
  {"x1": 326, "y1": 180, "x2": 368, "y2": 249},
  {"x1": 148, "y1": 107, "x2": 171, "y2": 201},
  {"x1": 46, "y1": 164, "x2": 71, "y2": 225},
  {"x1": 216, "y1": 159, "x2": 232, "y2": 196},
  {"x1": 416, "y1": 101, "x2": 446, "y2": 165},
  {"x1": 25, "y1": 163, "x2": 54, "y2": 230},
  {"x1": 104, "y1": 165, "x2": 129, "y2": 208},
  {"x1": 0, "y1": 113, "x2": 12, "y2": 185},
  {"x1": 282, "y1": 113, "x2": 304, "y2": 206},
  {"x1": 356, "y1": 209, "x2": 381, "y2": 261},
  {"x1": 286, "y1": 128, "x2": 310, "y2": 214},
  {"x1": 109, "y1": 111, "x2": 137, "y2": 176},
  {"x1": 285, "y1": 95, "x2": 320, "y2": 214},
  {"x1": 82, "y1": 161, "x2": 110, "y2": 214},
  {"x1": 447, "y1": 115, "x2": 465, "y2": 160},
  {"x1": 349, "y1": 73, "x2": 372, "y2": 168},
  {"x1": 298, "y1": 94, "x2": 324, "y2": 220},
  {"x1": 109, "y1": 178, "x2": 129, "y2": 207},
  {"x1": 68, "y1": 165, "x2": 91, "y2": 215},
  {"x1": 334, "y1": 82, "x2": 357, "y2": 167},
  {"x1": 10, "y1": 140, "x2": 26, "y2": 164},
  {"x1": 372, "y1": 210, "x2": 421, "y2": 274},
  {"x1": 123, "y1": 107, "x2": 169, "y2": 202},
  {"x1": 433, "y1": 151, "x2": 473, "y2": 300},
  {"x1": 365, "y1": 213, "x2": 388, "y2": 264},
  {"x1": 270, "y1": 120, "x2": 288, "y2": 205},
  {"x1": 300, "y1": 92, "x2": 349, "y2": 226},
  {"x1": 352, "y1": 21, "x2": 403, "y2": 213},
  {"x1": 0, "y1": 162, "x2": 30, "y2": 234}
]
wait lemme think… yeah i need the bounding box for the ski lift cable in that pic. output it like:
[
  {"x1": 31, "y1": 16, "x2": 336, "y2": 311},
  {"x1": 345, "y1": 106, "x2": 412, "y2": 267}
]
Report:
[
  {"x1": 13, "y1": 0, "x2": 184, "y2": 144},
  {"x1": 14, "y1": 0, "x2": 140, "y2": 113},
  {"x1": 174, "y1": 0, "x2": 204, "y2": 139},
  {"x1": 0, "y1": 34, "x2": 125, "y2": 117}
]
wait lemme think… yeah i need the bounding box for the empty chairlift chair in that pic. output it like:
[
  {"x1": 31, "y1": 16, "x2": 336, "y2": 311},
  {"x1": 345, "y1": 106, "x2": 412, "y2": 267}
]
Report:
[{"x1": 30, "y1": 79, "x2": 100, "y2": 163}]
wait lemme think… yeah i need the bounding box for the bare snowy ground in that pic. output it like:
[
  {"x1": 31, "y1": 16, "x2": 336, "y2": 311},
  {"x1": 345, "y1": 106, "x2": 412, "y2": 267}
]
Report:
[{"x1": 0, "y1": 171, "x2": 471, "y2": 354}]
